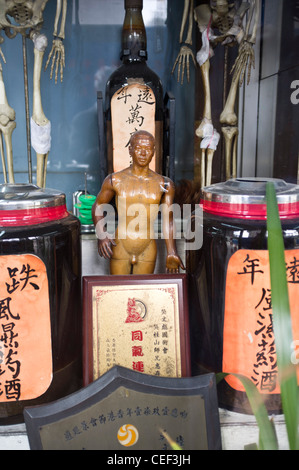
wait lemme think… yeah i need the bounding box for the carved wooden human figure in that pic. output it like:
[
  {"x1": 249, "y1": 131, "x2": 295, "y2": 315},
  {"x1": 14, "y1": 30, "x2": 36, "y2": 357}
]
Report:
[
  {"x1": 0, "y1": 0, "x2": 67, "y2": 186},
  {"x1": 92, "y1": 130, "x2": 185, "y2": 275},
  {"x1": 172, "y1": 0, "x2": 260, "y2": 187}
]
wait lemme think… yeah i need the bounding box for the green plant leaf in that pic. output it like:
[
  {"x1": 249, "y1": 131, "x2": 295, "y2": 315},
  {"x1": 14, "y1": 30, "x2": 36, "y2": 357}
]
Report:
[
  {"x1": 217, "y1": 372, "x2": 278, "y2": 450},
  {"x1": 266, "y1": 182, "x2": 299, "y2": 450},
  {"x1": 159, "y1": 429, "x2": 182, "y2": 450}
]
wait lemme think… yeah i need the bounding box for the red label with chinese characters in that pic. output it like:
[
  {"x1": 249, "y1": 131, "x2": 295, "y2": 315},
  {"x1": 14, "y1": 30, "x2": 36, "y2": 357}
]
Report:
[
  {"x1": 0, "y1": 254, "x2": 52, "y2": 402},
  {"x1": 223, "y1": 249, "x2": 299, "y2": 394}
]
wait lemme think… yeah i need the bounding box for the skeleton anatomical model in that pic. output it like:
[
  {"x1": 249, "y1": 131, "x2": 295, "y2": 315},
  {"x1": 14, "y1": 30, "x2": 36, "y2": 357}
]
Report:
[
  {"x1": 0, "y1": 0, "x2": 67, "y2": 187},
  {"x1": 172, "y1": 0, "x2": 260, "y2": 187}
]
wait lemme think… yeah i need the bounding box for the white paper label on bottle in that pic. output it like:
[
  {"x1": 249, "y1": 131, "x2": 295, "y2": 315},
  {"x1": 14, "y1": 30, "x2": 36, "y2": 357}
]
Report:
[{"x1": 111, "y1": 82, "x2": 156, "y2": 172}]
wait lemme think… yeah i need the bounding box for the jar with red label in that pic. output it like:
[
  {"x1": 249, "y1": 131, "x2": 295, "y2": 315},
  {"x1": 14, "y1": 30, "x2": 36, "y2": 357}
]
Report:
[
  {"x1": 0, "y1": 183, "x2": 82, "y2": 423},
  {"x1": 187, "y1": 177, "x2": 299, "y2": 414}
]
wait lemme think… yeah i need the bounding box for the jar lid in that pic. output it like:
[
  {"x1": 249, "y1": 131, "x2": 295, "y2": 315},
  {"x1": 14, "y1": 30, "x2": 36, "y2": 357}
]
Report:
[
  {"x1": 0, "y1": 183, "x2": 69, "y2": 226},
  {"x1": 201, "y1": 178, "x2": 299, "y2": 220}
]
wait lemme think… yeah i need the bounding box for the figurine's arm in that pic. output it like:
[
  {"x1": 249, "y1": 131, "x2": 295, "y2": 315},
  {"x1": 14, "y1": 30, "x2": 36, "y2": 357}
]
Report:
[
  {"x1": 45, "y1": 0, "x2": 67, "y2": 83},
  {"x1": 92, "y1": 175, "x2": 116, "y2": 259},
  {"x1": 161, "y1": 178, "x2": 185, "y2": 274}
]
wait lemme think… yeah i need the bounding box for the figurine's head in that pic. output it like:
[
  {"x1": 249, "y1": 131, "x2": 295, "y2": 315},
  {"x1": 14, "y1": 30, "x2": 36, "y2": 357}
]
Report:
[{"x1": 129, "y1": 131, "x2": 155, "y2": 168}]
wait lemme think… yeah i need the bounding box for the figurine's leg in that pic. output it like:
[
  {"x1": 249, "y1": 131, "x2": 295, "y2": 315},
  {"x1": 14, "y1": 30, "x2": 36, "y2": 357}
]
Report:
[
  {"x1": 109, "y1": 239, "x2": 132, "y2": 275},
  {"x1": 0, "y1": 68, "x2": 16, "y2": 183},
  {"x1": 30, "y1": 32, "x2": 51, "y2": 188},
  {"x1": 133, "y1": 260, "x2": 156, "y2": 275},
  {"x1": 110, "y1": 239, "x2": 157, "y2": 275},
  {"x1": 132, "y1": 239, "x2": 157, "y2": 275},
  {"x1": 110, "y1": 258, "x2": 132, "y2": 275}
]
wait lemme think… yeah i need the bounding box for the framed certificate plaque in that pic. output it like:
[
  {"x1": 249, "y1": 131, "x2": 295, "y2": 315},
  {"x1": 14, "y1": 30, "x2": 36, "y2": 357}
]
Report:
[{"x1": 83, "y1": 274, "x2": 191, "y2": 385}]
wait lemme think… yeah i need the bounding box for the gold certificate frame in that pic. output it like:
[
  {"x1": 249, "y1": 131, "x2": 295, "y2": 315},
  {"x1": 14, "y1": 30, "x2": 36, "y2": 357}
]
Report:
[{"x1": 83, "y1": 274, "x2": 191, "y2": 385}]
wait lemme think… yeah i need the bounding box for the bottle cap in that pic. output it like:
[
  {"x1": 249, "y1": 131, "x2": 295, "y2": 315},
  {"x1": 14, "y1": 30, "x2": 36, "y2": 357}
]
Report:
[{"x1": 125, "y1": 0, "x2": 143, "y2": 9}]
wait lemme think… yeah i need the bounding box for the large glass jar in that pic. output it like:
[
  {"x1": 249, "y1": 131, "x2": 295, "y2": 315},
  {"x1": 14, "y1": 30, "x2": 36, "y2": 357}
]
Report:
[
  {"x1": 187, "y1": 178, "x2": 299, "y2": 414},
  {"x1": 0, "y1": 184, "x2": 82, "y2": 423}
]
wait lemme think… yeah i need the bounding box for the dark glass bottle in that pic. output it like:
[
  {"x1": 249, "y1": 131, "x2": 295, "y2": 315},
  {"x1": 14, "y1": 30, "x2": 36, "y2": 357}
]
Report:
[{"x1": 105, "y1": 0, "x2": 164, "y2": 175}]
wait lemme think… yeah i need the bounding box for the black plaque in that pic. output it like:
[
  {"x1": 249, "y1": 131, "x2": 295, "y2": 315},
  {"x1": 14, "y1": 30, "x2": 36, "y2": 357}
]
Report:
[{"x1": 24, "y1": 366, "x2": 221, "y2": 450}]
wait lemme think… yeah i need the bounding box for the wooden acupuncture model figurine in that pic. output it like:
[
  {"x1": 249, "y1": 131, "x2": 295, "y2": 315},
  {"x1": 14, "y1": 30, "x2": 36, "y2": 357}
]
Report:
[{"x1": 92, "y1": 130, "x2": 185, "y2": 275}]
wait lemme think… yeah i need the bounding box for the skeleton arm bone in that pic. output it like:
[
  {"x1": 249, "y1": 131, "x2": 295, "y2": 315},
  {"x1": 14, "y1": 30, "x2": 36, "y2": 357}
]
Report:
[
  {"x1": 244, "y1": 0, "x2": 255, "y2": 40},
  {"x1": 172, "y1": 0, "x2": 196, "y2": 83},
  {"x1": 180, "y1": 0, "x2": 193, "y2": 45},
  {"x1": 0, "y1": 49, "x2": 5, "y2": 69},
  {"x1": 231, "y1": 0, "x2": 260, "y2": 85},
  {"x1": 0, "y1": 36, "x2": 5, "y2": 71},
  {"x1": 248, "y1": 0, "x2": 260, "y2": 44},
  {"x1": 45, "y1": 0, "x2": 67, "y2": 83},
  {"x1": 56, "y1": 0, "x2": 67, "y2": 40},
  {"x1": 53, "y1": 0, "x2": 62, "y2": 37}
]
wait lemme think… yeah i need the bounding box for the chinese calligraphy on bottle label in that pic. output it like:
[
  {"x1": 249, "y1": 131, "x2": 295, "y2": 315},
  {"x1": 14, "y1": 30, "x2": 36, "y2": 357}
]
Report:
[
  {"x1": 0, "y1": 254, "x2": 52, "y2": 402},
  {"x1": 111, "y1": 82, "x2": 156, "y2": 172},
  {"x1": 92, "y1": 284, "x2": 181, "y2": 379},
  {"x1": 223, "y1": 249, "x2": 299, "y2": 394}
]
